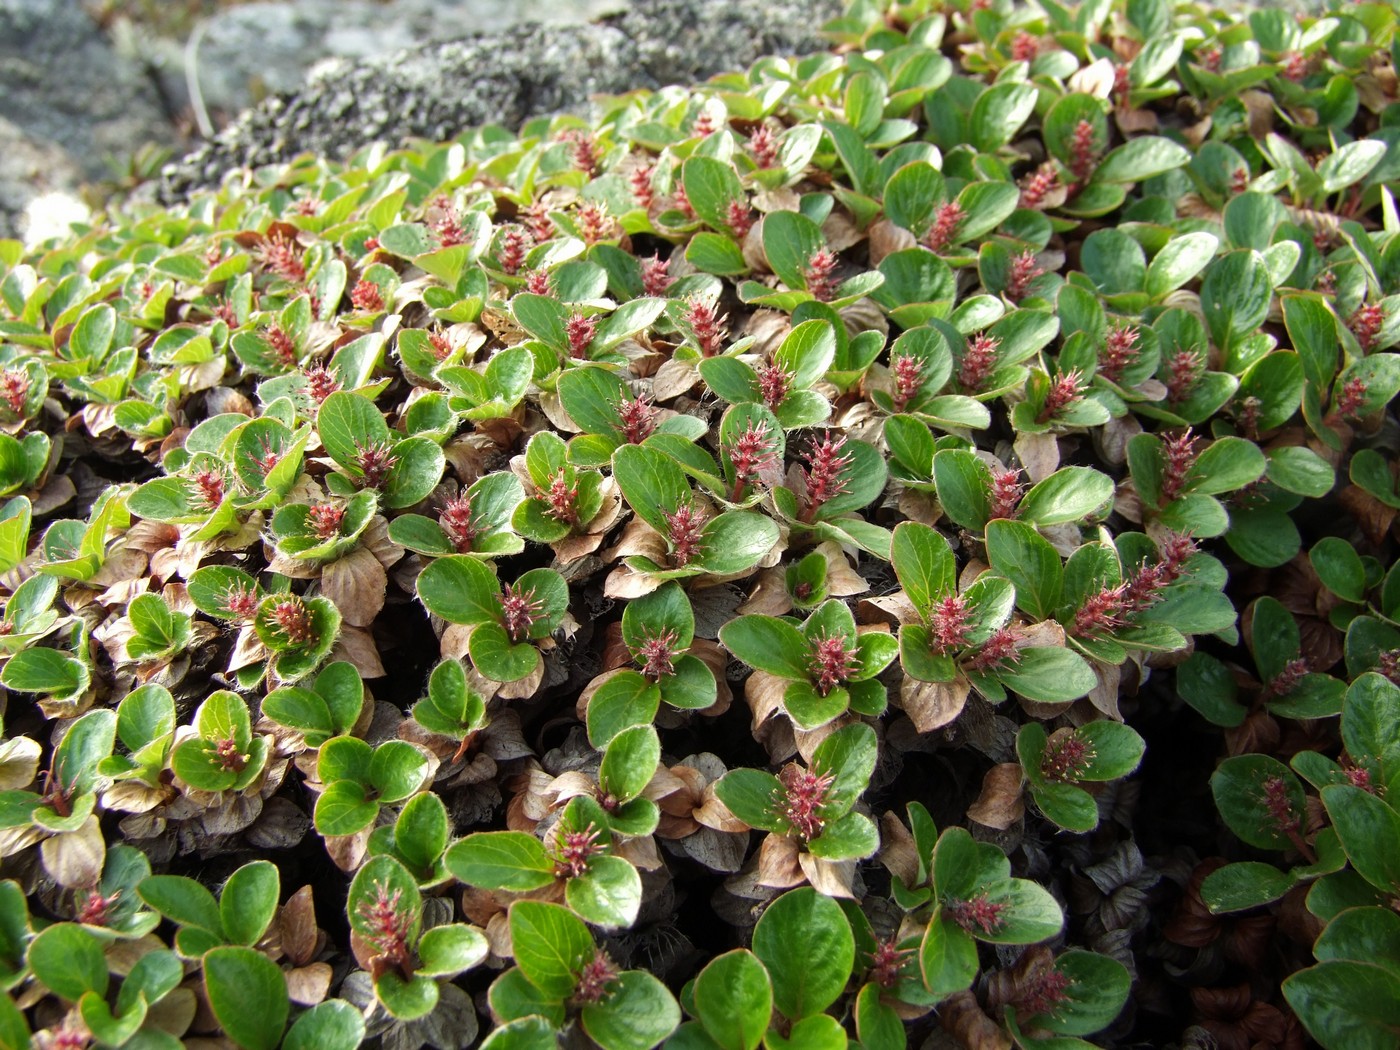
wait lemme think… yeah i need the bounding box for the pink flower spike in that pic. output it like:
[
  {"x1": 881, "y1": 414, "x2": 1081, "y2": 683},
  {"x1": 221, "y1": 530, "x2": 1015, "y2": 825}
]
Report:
[
  {"x1": 929, "y1": 595, "x2": 972, "y2": 655},
  {"x1": 724, "y1": 421, "x2": 778, "y2": 500},
  {"x1": 566, "y1": 313, "x2": 598, "y2": 359},
  {"x1": 777, "y1": 762, "x2": 837, "y2": 840},
  {"x1": 803, "y1": 249, "x2": 839, "y2": 302},
  {"x1": 641, "y1": 254, "x2": 673, "y2": 296},
  {"x1": 890, "y1": 352, "x2": 926, "y2": 413},
  {"x1": 959, "y1": 333, "x2": 1000, "y2": 393},
  {"x1": 686, "y1": 296, "x2": 728, "y2": 356},
  {"x1": 988, "y1": 467, "x2": 1022, "y2": 521},
  {"x1": 946, "y1": 892, "x2": 1008, "y2": 936},
  {"x1": 1005, "y1": 251, "x2": 1045, "y2": 302},
  {"x1": 573, "y1": 951, "x2": 620, "y2": 1005},
  {"x1": 1099, "y1": 323, "x2": 1140, "y2": 383},
  {"x1": 807, "y1": 633, "x2": 860, "y2": 696},
  {"x1": 800, "y1": 434, "x2": 853, "y2": 523},
  {"x1": 1036, "y1": 369, "x2": 1085, "y2": 423},
  {"x1": 615, "y1": 394, "x2": 658, "y2": 444},
  {"x1": 756, "y1": 362, "x2": 792, "y2": 410},
  {"x1": 748, "y1": 123, "x2": 779, "y2": 169},
  {"x1": 500, "y1": 581, "x2": 546, "y2": 643},
  {"x1": 925, "y1": 201, "x2": 965, "y2": 253},
  {"x1": 438, "y1": 495, "x2": 478, "y2": 553},
  {"x1": 663, "y1": 502, "x2": 707, "y2": 566}
]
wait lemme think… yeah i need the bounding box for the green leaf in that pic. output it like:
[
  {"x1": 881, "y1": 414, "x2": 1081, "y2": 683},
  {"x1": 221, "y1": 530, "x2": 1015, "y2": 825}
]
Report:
[
  {"x1": 598, "y1": 725, "x2": 659, "y2": 805},
  {"x1": 686, "y1": 233, "x2": 749, "y2": 276},
  {"x1": 891, "y1": 521, "x2": 955, "y2": 620},
  {"x1": 1034, "y1": 950, "x2": 1131, "y2": 1036},
  {"x1": 1322, "y1": 785, "x2": 1400, "y2": 896},
  {"x1": 920, "y1": 915, "x2": 979, "y2": 998},
  {"x1": 1266, "y1": 446, "x2": 1333, "y2": 498},
  {"x1": 763, "y1": 1014, "x2": 846, "y2": 1050},
  {"x1": 985, "y1": 520, "x2": 1062, "y2": 621},
  {"x1": 969, "y1": 83, "x2": 1038, "y2": 151},
  {"x1": 682, "y1": 157, "x2": 747, "y2": 231},
  {"x1": 382, "y1": 436, "x2": 446, "y2": 508},
  {"x1": 1211, "y1": 754, "x2": 1306, "y2": 851},
  {"x1": 1094, "y1": 136, "x2": 1191, "y2": 184},
  {"x1": 719, "y1": 615, "x2": 809, "y2": 680},
  {"x1": 368, "y1": 740, "x2": 429, "y2": 803},
  {"x1": 579, "y1": 969, "x2": 680, "y2": 1050},
  {"x1": 508, "y1": 901, "x2": 593, "y2": 1000},
  {"x1": 417, "y1": 554, "x2": 501, "y2": 625},
  {"x1": 566, "y1": 855, "x2": 642, "y2": 930},
  {"x1": 854, "y1": 981, "x2": 905, "y2": 1050},
  {"x1": 282, "y1": 1001, "x2": 366, "y2": 1050},
  {"x1": 762, "y1": 210, "x2": 826, "y2": 292},
  {"x1": 751, "y1": 887, "x2": 854, "y2": 1020},
  {"x1": 1342, "y1": 674, "x2": 1400, "y2": 785},
  {"x1": 0, "y1": 648, "x2": 88, "y2": 698},
  {"x1": 203, "y1": 946, "x2": 289, "y2": 1050},
  {"x1": 416, "y1": 924, "x2": 488, "y2": 978},
  {"x1": 137, "y1": 874, "x2": 223, "y2": 935},
  {"x1": 446, "y1": 832, "x2": 556, "y2": 892},
  {"x1": 812, "y1": 721, "x2": 878, "y2": 817},
  {"x1": 995, "y1": 647, "x2": 1095, "y2": 704},
  {"x1": 469, "y1": 622, "x2": 541, "y2": 683},
  {"x1": 1199, "y1": 862, "x2": 1297, "y2": 913},
  {"x1": 392, "y1": 792, "x2": 451, "y2": 875},
  {"x1": 612, "y1": 443, "x2": 691, "y2": 537},
  {"x1": 480, "y1": 1017, "x2": 559, "y2": 1050},
  {"x1": 693, "y1": 949, "x2": 771, "y2": 1050},
  {"x1": 314, "y1": 780, "x2": 378, "y2": 837},
  {"x1": 807, "y1": 811, "x2": 879, "y2": 860},
  {"x1": 316, "y1": 391, "x2": 389, "y2": 472},
  {"x1": 978, "y1": 878, "x2": 1064, "y2": 944},
  {"x1": 1187, "y1": 436, "x2": 1266, "y2": 495},
  {"x1": 1283, "y1": 961, "x2": 1400, "y2": 1050},
  {"x1": 220, "y1": 861, "x2": 279, "y2": 947},
  {"x1": 714, "y1": 769, "x2": 784, "y2": 832},
  {"x1": 27, "y1": 924, "x2": 107, "y2": 1001},
  {"x1": 1284, "y1": 294, "x2": 1339, "y2": 390},
  {"x1": 1018, "y1": 467, "x2": 1114, "y2": 526},
  {"x1": 1311, "y1": 536, "x2": 1367, "y2": 603},
  {"x1": 1145, "y1": 232, "x2": 1218, "y2": 298},
  {"x1": 932, "y1": 449, "x2": 992, "y2": 531}
]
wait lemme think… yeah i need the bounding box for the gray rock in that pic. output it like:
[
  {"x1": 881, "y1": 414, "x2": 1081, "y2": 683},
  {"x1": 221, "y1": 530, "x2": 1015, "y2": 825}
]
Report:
[
  {"x1": 0, "y1": 117, "x2": 82, "y2": 242},
  {"x1": 0, "y1": 0, "x2": 175, "y2": 181},
  {"x1": 159, "y1": 0, "x2": 843, "y2": 200},
  {"x1": 161, "y1": 0, "x2": 626, "y2": 123}
]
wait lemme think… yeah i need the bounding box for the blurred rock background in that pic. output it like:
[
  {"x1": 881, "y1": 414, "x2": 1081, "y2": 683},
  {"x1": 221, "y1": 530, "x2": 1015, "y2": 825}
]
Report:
[{"x1": 0, "y1": 0, "x2": 624, "y2": 240}]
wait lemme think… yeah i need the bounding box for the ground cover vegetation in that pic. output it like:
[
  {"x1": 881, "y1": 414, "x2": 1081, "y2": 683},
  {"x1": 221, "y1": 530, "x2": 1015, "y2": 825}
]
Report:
[{"x1": 1, "y1": 0, "x2": 1399, "y2": 1046}]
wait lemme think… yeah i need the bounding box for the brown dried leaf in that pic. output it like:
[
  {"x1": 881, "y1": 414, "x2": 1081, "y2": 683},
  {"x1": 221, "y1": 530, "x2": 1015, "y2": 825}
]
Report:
[
  {"x1": 818, "y1": 541, "x2": 869, "y2": 597},
  {"x1": 866, "y1": 219, "x2": 916, "y2": 267},
  {"x1": 279, "y1": 886, "x2": 320, "y2": 967},
  {"x1": 940, "y1": 990, "x2": 1014, "y2": 1050},
  {"x1": 797, "y1": 853, "x2": 856, "y2": 898},
  {"x1": 321, "y1": 548, "x2": 387, "y2": 627},
  {"x1": 286, "y1": 963, "x2": 332, "y2": 1006},
  {"x1": 651, "y1": 359, "x2": 700, "y2": 401},
  {"x1": 1086, "y1": 659, "x2": 1124, "y2": 720},
  {"x1": 695, "y1": 784, "x2": 749, "y2": 833},
  {"x1": 323, "y1": 828, "x2": 371, "y2": 873},
  {"x1": 966, "y1": 764, "x2": 1027, "y2": 830},
  {"x1": 899, "y1": 675, "x2": 970, "y2": 733},
  {"x1": 1013, "y1": 430, "x2": 1060, "y2": 482},
  {"x1": 330, "y1": 625, "x2": 385, "y2": 678},
  {"x1": 674, "y1": 826, "x2": 749, "y2": 872},
  {"x1": 742, "y1": 670, "x2": 789, "y2": 733},
  {"x1": 41, "y1": 816, "x2": 105, "y2": 888},
  {"x1": 755, "y1": 833, "x2": 805, "y2": 889},
  {"x1": 878, "y1": 810, "x2": 920, "y2": 887},
  {"x1": 737, "y1": 568, "x2": 791, "y2": 616}
]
